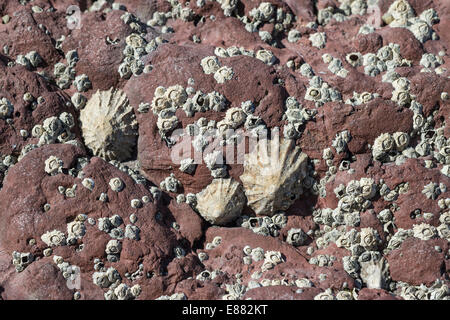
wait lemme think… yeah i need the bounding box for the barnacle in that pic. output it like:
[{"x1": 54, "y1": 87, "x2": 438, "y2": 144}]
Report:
[
  {"x1": 240, "y1": 138, "x2": 308, "y2": 216},
  {"x1": 224, "y1": 107, "x2": 246, "y2": 128},
  {"x1": 67, "y1": 220, "x2": 86, "y2": 239},
  {"x1": 44, "y1": 156, "x2": 63, "y2": 175},
  {"x1": 314, "y1": 289, "x2": 335, "y2": 300},
  {"x1": 305, "y1": 87, "x2": 321, "y2": 102},
  {"x1": 393, "y1": 132, "x2": 410, "y2": 151},
  {"x1": 359, "y1": 227, "x2": 379, "y2": 250},
  {"x1": 200, "y1": 56, "x2": 221, "y2": 74},
  {"x1": 196, "y1": 178, "x2": 246, "y2": 225},
  {"x1": 286, "y1": 228, "x2": 307, "y2": 246},
  {"x1": 25, "y1": 51, "x2": 43, "y2": 68},
  {"x1": 82, "y1": 178, "x2": 95, "y2": 191},
  {"x1": 422, "y1": 182, "x2": 441, "y2": 200},
  {"x1": 346, "y1": 52, "x2": 363, "y2": 67},
  {"x1": 413, "y1": 223, "x2": 437, "y2": 240},
  {"x1": 384, "y1": 0, "x2": 415, "y2": 26},
  {"x1": 157, "y1": 115, "x2": 179, "y2": 133},
  {"x1": 80, "y1": 88, "x2": 138, "y2": 161},
  {"x1": 165, "y1": 85, "x2": 188, "y2": 106},
  {"x1": 372, "y1": 133, "x2": 395, "y2": 160},
  {"x1": 251, "y1": 247, "x2": 264, "y2": 261},
  {"x1": 12, "y1": 251, "x2": 34, "y2": 272},
  {"x1": 41, "y1": 230, "x2": 66, "y2": 247},
  {"x1": 105, "y1": 239, "x2": 122, "y2": 256},
  {"x1": 287, "y1": 29, "x2": 301, "y2": 43},
  {"x1": 109, "y1": 177, "x2": 124, "y2": 192},
  {"x1": 409, "y1": 20, "x2": 433, "y2": 43},
  {"x1": 130, "y1": 199, "x2": 142, "y2": 208},
  {"x1": 255, "y1": 49, "x2": 276, "y2": 65},
  {"x1": 0, "y1": 97, "x2": 14, "y2": 119},
  {"x1": 214, "y1": 66, "x2": 234, "y2": 84},
  {"x1": 73, "y1": 74, "x2": 92, "y2": 92},
  {"x1": 309, "y1": 32, "x2": 327, "y2": 49},
  {"x1": 250, "y1": 2, "x2": 274, "y2": 22},
  {"x1": 332, "y1": 130, "x2": 351, "y2": 154},
  {"x1": 160, "y1": 173, "x2": 181, "y2": 193},
  {"x1": 299, "y1": 63, "x2": 314, "y2": 78}
]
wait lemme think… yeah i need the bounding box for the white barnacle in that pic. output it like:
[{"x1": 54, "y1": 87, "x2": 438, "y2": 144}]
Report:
[
  {"x1": 41, "y1": 230, "x2": 66, "y2": 247},
  {"x1": 214, "y1": 66, "x2": 234, "y2": 84},
  {"x1": 98, "y1": 217, "x2": 113, "y2": 232},
  {"x1": 360, "y1": 177, "x2": 377, "y2": 199},
  {"x1": 372, "y1": 133, "x2": 395, "y2": 160},
  {"x1": 105, "y1": 239, "x2": 122, "y2": 255},
  {"x1": 109, "y1": 177, "x2": 124, "y2": 192},
  {"x1": 420, "y1": 53, "x2": 442, "y2": 69},
  {"x1": 299, "y1": 63, "x2": 314, "y2": 78},
  {"x1": 67, "y1": 221, "x2": 86, "y2": 239},
  {"x1": 73, "y1": 74, "x2": 92, "y2": 92},
  {"x1": 264, "y1": 250, "x2": 283, "y2": 265},
  {"x1": 165, "y1": 85, "x2": 188, "y2": 106},
  {"x1": 157, "y1": 115, "x2": 179, "y2": 134},
  {"x1": 243, "y1": 245, "x2": 253, "y2": 256},
  {"x1": 82, "y1": 178, "x2": 95, "y2": 191},
  {"x1": 224, "y1": 107, "x2": 246, "y2": 128},
  {"x1": 80, "y1": 88, "x2": 138, "y2": 161},
  {"x1": 332, "y1": 131, "x2": 351, "y2": 154},
  {"x1": 413, "y1": 223, "x2": 437, "y2": 240},
  {"x1": 309, "y1": 32, "x2": 327, "y2": 49},
  {"x1": 214, "y1": 47, "x2": 229, "y2": 58},
  {"x1": 287, "y1": 29, "x2": 301, "y2": 43},
  {"x1": 160, "y1": 173, "x2": 181, "y2": 193},
  {"x1": 359, "y1": 227, "x2": 379, "y2": 250},
  {"x1": 16, "y1": 54, "x2": 31, "y2": 69},
  {"x1": 207, "y1": 91, "x2": 227, "y2": 112},
  {"x1": 0, "y1": 97, "x2": 14, "y2": 119},
  {"x1": 393, "y1": 132, "x2": 410, "y2": 151},
  {"x1": 179, "y1": 158, "x2": 196, "y2": 175},
  {"x1": 130, "y1": 199, "x2": 142, "y2": 208},
  {"x1": 251, "y1": 247, "x2": 264, "y2": 262},
  {"x1": 255, "y1": 49, "x2": 277, "y2": 66},
  {"x1": 200, "y1": 56, "x2": 221, "y2": 74},
  {"x1": 422, "y1": 182, "x2": 440, "y2": 200},
  {"x1": 314, "y1": 289, "x2": 335, "y2": 300},
  {"x1": 439, "y1": 212, "x2": 450, "y2": 225},
  {"x1": 125, "y1": 224, "x2": 140, "y2": 240},
  {"x1": 44, "y1": 156, "x2": 63, "y2": 175},
  {"x1": 286, "y1": 228, "x2": 307, "y2": 246},
  {"x1": 212, "y1": 236, "x2": 222, "y2": 247},
  {"x1": 71, "y1": 93, "x2": 87, "y2": 110},
  {"x1": 409, "y1": 20, "x2": 433, "y2": 43},
  {"x1": 391, "y1": 89, "x2": 412, "y2": 106},
  {"x1": 125, "y1": 33, "x2": 146, "y2": 49}
]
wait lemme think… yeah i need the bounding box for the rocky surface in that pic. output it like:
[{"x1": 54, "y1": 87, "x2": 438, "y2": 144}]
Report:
[{"x1": 0, "y1": 0, "x2": 449, "y2": 300}]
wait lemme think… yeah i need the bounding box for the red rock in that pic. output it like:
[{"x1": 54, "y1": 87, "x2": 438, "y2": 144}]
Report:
[
  {"x1": 357, "y1": 288, "x2": 402, "y2": 300},
  {"x1": 386, "y1": 238, "x2": 449, "y2": 286}
]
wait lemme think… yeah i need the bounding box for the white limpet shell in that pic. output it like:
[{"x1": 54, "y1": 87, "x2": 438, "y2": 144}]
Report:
[
  {"x1": 240, "y1": 138, "x2": 308, "y2": 216},
  {"x1": 196, "y1": 178, "x2": 246, "y2": 225},
  {"x1": 80, "y1": 88, "x2": 138, "y2": 161}
]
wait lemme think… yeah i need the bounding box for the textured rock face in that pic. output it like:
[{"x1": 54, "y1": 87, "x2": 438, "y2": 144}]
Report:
[{"x1": 0, "y1": 0, "x2": 449, "y2": 301}]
